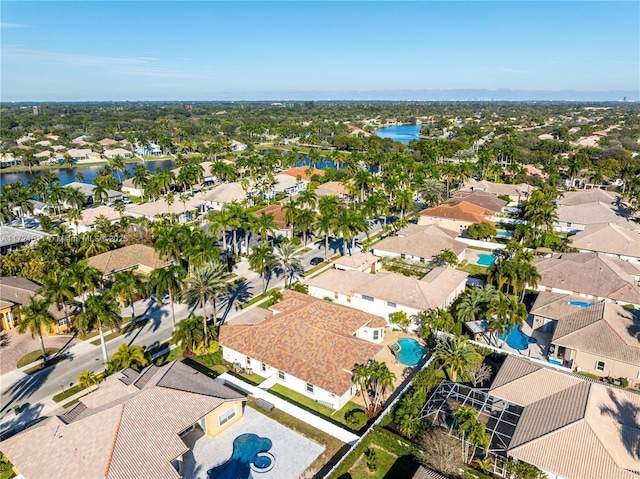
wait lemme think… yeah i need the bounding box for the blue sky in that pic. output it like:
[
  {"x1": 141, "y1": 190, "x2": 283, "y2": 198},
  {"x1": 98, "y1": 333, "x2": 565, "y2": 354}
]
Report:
[{"x1": 1, "y1": 1, "x2": 638, "y2": 101}]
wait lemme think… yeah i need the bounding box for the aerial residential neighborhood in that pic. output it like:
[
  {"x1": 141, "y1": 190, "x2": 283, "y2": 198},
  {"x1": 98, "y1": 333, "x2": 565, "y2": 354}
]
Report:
[{"x1": 1, "y1": 1, "x2": 639, "y2": 479}]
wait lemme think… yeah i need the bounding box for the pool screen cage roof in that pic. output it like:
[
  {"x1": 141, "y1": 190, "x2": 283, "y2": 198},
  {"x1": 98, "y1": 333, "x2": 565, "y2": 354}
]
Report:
[{"x1": 419, "y1": 380, "x2": 524, "y2": 454}]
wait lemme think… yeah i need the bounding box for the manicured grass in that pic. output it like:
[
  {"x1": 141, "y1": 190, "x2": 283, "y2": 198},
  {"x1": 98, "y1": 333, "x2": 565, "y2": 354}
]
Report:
[
  {"x1": 245, "y1": 397, "x2": 346, "y2": 478},
  {"x1": 16, "y1": 348, "x2": 60, "y2": 368},
  {"x1": 23, "y1": 353, "x2": 68, "y2": 375},
  {"x1": 459, "y1": 263, "x2": 489, "y2": 279},
  {"x1": 237, "y1": 287, "x2": 279, "y2": 310},
  {"x1": 53, "y1": 383, "x2": 88, "y2": 402},
  {"x1": 349, "y1": 447, "x2": 396, "y2": 479},
  {"x1": 0, "y1": 462, "x2": 16, "y2": 479},
  {"x1": 268, "y1": 384, "x2": 361, "y2": 429},
  {"x1": 303, "y1": 261, "x2": 332, "y2": 277}
]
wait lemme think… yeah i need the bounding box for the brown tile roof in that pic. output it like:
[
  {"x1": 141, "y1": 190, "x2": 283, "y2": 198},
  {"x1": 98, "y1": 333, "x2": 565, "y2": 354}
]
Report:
[
  {"x1": 450, "y1": 190, "x2": 507, "y2": 213},
  {"x1": 306, "y1": 267, "x2": 468, "y2": 312},
  {"x1": 570, "y1": 223, "x2": 640, "y2": 257},
  {"x1": 412, "y1": 466, "x2": 449, "y2": 479},
  {"x1": 0, "y1": 276, "x2": 79, "y2": 321},
  {"x1": 489, "y1": 356, "x2": 640, "y2": 479},
  {"x1": 281, "y1": 166, "x2": 325, "y2": 181},
  {"x1": 419, "y1": 201, "x2": 495, "y2": 224},
  {"x1": 534, "y1": 253, "x2": 640, "y2": 304},
  {"x1": 0, "y1": 361, "x2": 245, "y2": 479},
  {"x1": 87, "y1": 244, "x2": 171, "y2": 276},
  {"x1": 253, "y1": 204, "x2": 291, "y2": 230},
  {"x1": 219, "y1": 290, "x2": 384, "y2": 395},
  {"x1": 373, "y1": 224, "x2": 466, "y2": 259}
]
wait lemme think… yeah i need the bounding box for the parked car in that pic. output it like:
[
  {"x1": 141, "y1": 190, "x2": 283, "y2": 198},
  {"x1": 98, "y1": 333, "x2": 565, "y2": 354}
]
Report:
[
  {"x1": 151, "y1": 293, "x2": 170, "y2": 305},
  {"x1": 310, "y1": 257, "x2": 324, "y2": 266}
]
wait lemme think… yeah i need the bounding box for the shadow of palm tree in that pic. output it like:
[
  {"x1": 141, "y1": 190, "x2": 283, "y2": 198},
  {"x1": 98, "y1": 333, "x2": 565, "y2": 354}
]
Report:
[
  {"x1": 0, "y1": 363, "x2": 56, "y2": 414},
  {"x1": 599, "y1": 387, "x2": 640, "y2": 461},
  {"x1": 220, "y1": 281, "x2": 254, "y2": 324},
  {"x1": 625, "y1": 309, "x2": 640, "y2": 342},
  {"x1": 0, "y1": 332, "x2": 10, "y2": 348},
  {"x1": 0, "y1": 402, "x2": 45, "y2": 439}
]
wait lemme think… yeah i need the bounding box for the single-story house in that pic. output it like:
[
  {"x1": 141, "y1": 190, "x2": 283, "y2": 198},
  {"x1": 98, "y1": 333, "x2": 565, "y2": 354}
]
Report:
[
  {"x1": 569, "y1": 222, "x2": 640, "y2": 263},
  {"x1": 126, "y1": 196, "x2": 205, "y2": 222},
  {"x1": 334, "y1": 252, "x2": 380, "y2": 273},
  {"x1": 272, "y1": 172, "x2": 305, "y2": 196},
  {"x1": 530, "y1": 291, "x2": 640, "y2": 384},
  {"x1": 488, "y1": 356, "x2": 640, "y2": 479},
  {"x1": 557, "y1": 188, "x2": 623, "y2": 207},
  {"x1": 0, "y1": 361, "x2": 246, "y2": 479},
  {"x1": 533, "y1": 252, "x2": 640, "y2": 307},
  {"x1": 252, "y1": 204, "x2": 292, "y2": 239},
  {"x1": 66, "y1": 148, "x2": 101, "y2": 162},
  {"x1": 201, "y1": 182, "x2": 247, "y2": 209},
  {"x1": 280, "y1": 166, "x2": 325, "y2": 182},
  {"x1": 418, "y1": 200, "x2": 496, "y2": 234},
  {"x1": 98, "y1": 138, "x2": 120, "y2": 146},
  {"x1": 65, "y1": 182, "x2": 123, "y2": 205},
  {"x1": 450, "y1": 190, "x2": 507, "y2": 214},
  {"x1": 306, "y1": 267, "x2": 468, "y2": 323},
  {"x1": 104, "y1": 147, "x2": 133, "y2": 159},
  {"x1": 0, "y1": 276, "x2": 79, "y2": 334},
  {"x1": 86, "y1": 244, "x2": 171, "y2": 277},
  {"x1": 219, "y1": 290, "x2": 386, "y2": 410},
  {"x1": 68, "y1": 205, "x2": 122, "y2": 234},
  {"x1": 0, "y1": 226, "x2": 50, "y2": 254},
  {"x1": 136, "y1": 143, "x2": 162, "y2": 156},
  {"x1": 28, "y1": 199, "x2": 49, "y2": 216},
  {"x1": 372, "y1": 224, "x2": 467, "y2": 264},
  {"x1": 555, "y1": 201, "x2": 638, "y2": 234},
  {"x1": 315, "y1": 181, "x2": 349, "y2": 199},
  {"x1": 458, "y1": 180, "x2": 534, "y2": 203},
  {"x1": 121, "y1": 178, "x2": 144, "y2": 197}
]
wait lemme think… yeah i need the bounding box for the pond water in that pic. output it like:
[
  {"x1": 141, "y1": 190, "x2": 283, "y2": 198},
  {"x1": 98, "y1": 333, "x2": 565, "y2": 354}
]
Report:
[{"x1": 375, "y1": 124, "x2": 423, "y2": 144}]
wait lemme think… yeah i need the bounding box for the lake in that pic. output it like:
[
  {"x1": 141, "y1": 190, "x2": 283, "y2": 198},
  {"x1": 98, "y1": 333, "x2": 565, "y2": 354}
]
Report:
[
  {"x1": 0, "y1": 159, "x2": 176, "y2": 189},
  {"x1": 375, "y1": 124, "x2": 423, "y2": 144}
]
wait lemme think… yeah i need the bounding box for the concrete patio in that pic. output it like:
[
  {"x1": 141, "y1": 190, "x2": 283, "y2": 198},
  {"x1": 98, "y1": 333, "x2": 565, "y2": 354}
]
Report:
[{"x1": 181, "y1": 406, "x2": 324, "y2": 479}]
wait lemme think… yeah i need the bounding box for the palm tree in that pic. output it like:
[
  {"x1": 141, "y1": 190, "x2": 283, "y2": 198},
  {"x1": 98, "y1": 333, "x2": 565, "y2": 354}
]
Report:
[
  {"x1": 456, "y1": 285, "x2": 497, "y2": 322},
  {"x1": 172, "y1": 314, "x2": 205, "y2": 355},
  {"x1": 295, "y1": 208, "x2": 315, "y2": 248},
  {"x1": 352, "y1": 363, "x2": 372, "y2": 411},
  {"x1": 76, "y1": 292, "x2": 122, "y2": 363},
  {"x1": 112, "y1": 269, "x2": 146, "y2": 322},
  {"x1": 453, "y1": 405, "x2": 491, "y2": 463},
  {"x1": 393, "y1": 188, "x2": 414, "y2": 219},
  {"x1": 249, "y1": 244, "x2": 276, "y2": 295},
  {"x1": 68, "y1": 261, "x2": 102, "y2": 312},
  {"x1": 78, "y1": 369, "x2": 99, "y2": 389},
  {"x1": 370, "y1": 361, "x2": 396, "y2": 413},
  {"x1": 16, "y1": 298, "x2": 55, "y2": 364},
  {"x1": 315, "y1": 211, "x2": 336, "y2": 260},
  {"x1": 419, "y1": 178, "x2": 446, "y2": 207},
  {"x1": 182, "y1": 261, "x2": 228, "y2": 347},
  {"x1": 274, "y1": 241, "x2": 302, "y2": 288},
  {"x1": 66, "y1": 207, "x2": 83, "y2": 233},
  {"x1": 147, "y1": 264, "x2": 187, "y2": 331},
  {"x1": 110, "y1": 343, "x2": 148, "y2": 371},
  {"x1": 254, "y1": 212, "x2": 277, "y2": 244},
  {"x1": 38, "y1": 269, "x2": 75, "y2": 329},
  {"x1": 297, "y1": 187, "x2": 318, "y2": 210},
  {"x1": 432, "y1": 335, "x2": 481, "y2": 382}
]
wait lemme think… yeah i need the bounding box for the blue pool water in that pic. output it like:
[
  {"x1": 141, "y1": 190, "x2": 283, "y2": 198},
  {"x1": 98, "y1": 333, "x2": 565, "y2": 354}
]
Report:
[
  {"x1": 568, "y1": 301, "x2": 593, "y2": 308},
  {"x1": 476, "y1": 254, "x2": 496, "y2": 266},
  {"x1": 396, "y1": 338, "x2": 428, "y2": 366},
  {"x1": 497, "y1": 231, "x2": 514, "y2": 238},
  {"x1": 207, "y1": 433, "x2": 274, "y2": 479},
  {"x1": 499, "y1": 325, "x2": 537, "y2": 351}
]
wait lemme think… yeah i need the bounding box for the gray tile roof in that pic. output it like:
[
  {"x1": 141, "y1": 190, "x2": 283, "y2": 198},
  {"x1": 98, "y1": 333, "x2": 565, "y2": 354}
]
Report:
[
  {"x1": 570, "y1": 222, "x2": 640, "y2": 258},
  {"x1": 372, "y1": 224, "x2": 466, "y2": 259}
]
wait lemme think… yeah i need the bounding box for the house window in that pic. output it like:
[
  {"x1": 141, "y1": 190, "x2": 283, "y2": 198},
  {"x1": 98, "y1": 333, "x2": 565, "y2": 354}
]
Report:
[
  {"x1": 567, "y1": 222, "x2": 572, "y2": 228},
  {"x1": 595, "y1": 361, "x2": 605, "y2": 372},
  {"x1": 306, "y1": 383, "x2": 314, "y2": 394},
  {"x1": 261, "y1": 363, "x2": 266, "y2": 372},
  {"x1": 57, "y1": 318, "x2": 69, "y2": 328},
  {"x1": 373, "y1": 330, "x2": 379, "y2": 340},
  {"x1": 362, "y1": 295, "x2": 374, "y2": 302},
  {"x1": 219, "y1": 406, "x2": 236, "y2": 427},
  {"x1": 278, "y1": 370, "x2": 285, "y2": 381},
  {"x1": 387, "y1": 301, "x2": 396, "y2": 308},
  {"x1": 246, "y1": 356, "x2": 251, "y2": 365},
  {"x1": 401, "y1": 254, "x2": 406, "y2": 259}
]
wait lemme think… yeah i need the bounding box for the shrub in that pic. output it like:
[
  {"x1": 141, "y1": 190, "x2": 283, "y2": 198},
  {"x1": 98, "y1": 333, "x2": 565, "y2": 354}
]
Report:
[
  {"x1": 620, "y1": 377, "x2": 629, "y2": 388},
  {"x1": 345, "y1": 408, "x2": 367, "y2": 428},
  {"x1": 364, "y1": 447, "x2": 378, "y2": 471},
  {"x1": 390, "y1": 311, "x2": 411, "y2": 332}
]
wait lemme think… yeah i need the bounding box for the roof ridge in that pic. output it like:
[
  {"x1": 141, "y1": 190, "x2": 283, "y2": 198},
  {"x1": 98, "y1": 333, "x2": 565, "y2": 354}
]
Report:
[{"x1": 104, "y1": 405, "x2": 124, "y2": 478}]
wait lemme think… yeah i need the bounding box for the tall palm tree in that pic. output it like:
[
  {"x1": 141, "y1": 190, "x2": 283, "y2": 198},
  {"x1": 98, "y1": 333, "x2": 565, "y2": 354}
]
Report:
[
  {"x1": 295, "y1": 208, "x2": 315, "y2": 248},
  {"x1": 370, "y1": 361, "x2": 396, "y2": 413},
  {"x1": 147, "y1": 264, "x2": 187, "y2": 331},
  {"x1": 456, "y1": 285, "x2": 497, "y2": 322},
  {"x1": 432, "y1": 335, "x2": 481, "y2": 382},
  {"x1": 172, "y1": 314, "x2": 205, "y2": 355},
  {"x1": 249, "y1": 244, "x2": 276, "y2": 295},
  {"x1": 182, "y1": 261, "x2": 228, "y2": 347},
  {"x1": 112, "y1": 269, "x2": 146, "y2": 322},
  {"x1": 352, "y1": 363, "x2": 372, "y2": 411},
  {"x1": 274, "y1": 241, "x2": 302, "y2": 288},
  {"x1": 110, "y1": 343, "x2": 148, "y2": 371},
  {"x1": 66, "y1": 207, "x2": 83, "y2": 233},
  {"x1": 393, "y1": 188, "x2": 414, "y2": 219},
  {"x1": 68, "y1": 261, "x2": 102, "y2": 312},
  {"x1": 76, "y1": 292, "x2": 122, "y2": 363},
  {"x1": 16, "y1": 298, "x2": 55, "y2": 364},
  {"x1": 38, "y1": 269, "x2": 75, "y2": 329},
  {"x1": 315, "y1": 211, "x2": 336, "y2": 260}
]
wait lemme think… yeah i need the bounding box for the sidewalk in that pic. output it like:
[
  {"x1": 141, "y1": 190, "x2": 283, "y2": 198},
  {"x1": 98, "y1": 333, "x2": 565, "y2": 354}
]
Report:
[{"x1": 216, "y1": 372, "x2": 359, "y2": 445}]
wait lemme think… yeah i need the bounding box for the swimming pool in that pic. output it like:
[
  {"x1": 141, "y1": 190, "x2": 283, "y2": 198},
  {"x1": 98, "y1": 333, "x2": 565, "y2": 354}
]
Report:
[
  {"x1": 496, "y1": 230, "x2": 514, "y2": 238},
  {"x1": 396, "y1": 338, "x2": 428, "y2": 366},
  {"x1": 499, "y1": 324, "x2": 537, "y2": 351},
  {"x1": 476, "y1": 254, "x2": 496, "y2": 266},
  {"x1": 568, "y1": 300, "x2": 593, "y2": 308},
  {"x1": 207, "y1": 433, "x2": 274, "y2": 479}
]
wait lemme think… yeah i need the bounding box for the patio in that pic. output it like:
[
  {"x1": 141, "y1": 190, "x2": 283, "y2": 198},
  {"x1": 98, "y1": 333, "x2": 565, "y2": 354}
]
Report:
[
  {"x1": 471, "y1": 315, "x2": 553, "y2": 361},
  {"x1": 181, "y1": 406, "x2": 324, "y2": 479}
]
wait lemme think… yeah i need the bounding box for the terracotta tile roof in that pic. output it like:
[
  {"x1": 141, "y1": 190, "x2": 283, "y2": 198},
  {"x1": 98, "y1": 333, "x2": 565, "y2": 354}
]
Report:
[
  {"x1": 570, "y1": 223, "x2": 640, "y2": 257},
  {"x1": 0, "y1": 276, "x2": 79, "y2": 321},
  {"x1": 219, "y1": 290, "x2": 384, "y2": 395},
  {"x1": 281, "y1": 166, "x2": 325, "y2": 181},
  {"x1": 450, "y1": 190, "x2": 507, "y2": 213},
  {"x1": 87, "y1": 244, "x2": 171, "y2": 276},
  {"x1": 489, "y1": 356, "x2": 640, "y2": 479},
  {"x1": 534, "y1": 253, "x2": 640, "y2": 304},
  {"x1": 306, "y1": 267, "x2": 468, "y2": 312},
  {"x1": 253, "y1": 204, "x2": 290, "y2": 230},
  {"x1": 419, "y1": 200, "x2": 495, "y2": 224},
  {"x1": 0, "y1": 361, "x2": 245, "y2": 479},
  {"x1": 373, "y1": 224, "x2": 466, "y2": 259}
]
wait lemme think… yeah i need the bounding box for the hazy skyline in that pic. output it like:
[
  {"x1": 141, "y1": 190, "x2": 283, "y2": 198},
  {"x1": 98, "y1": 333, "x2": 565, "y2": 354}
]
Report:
[{"x1": 2, "y1": 1, "x2": 639, "y2": 101}]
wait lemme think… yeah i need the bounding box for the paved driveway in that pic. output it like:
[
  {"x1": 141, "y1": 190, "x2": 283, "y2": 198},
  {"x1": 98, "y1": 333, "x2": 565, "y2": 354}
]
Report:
[{"x1": 0, "y1": 329, "x2": 78, "y2": 375}]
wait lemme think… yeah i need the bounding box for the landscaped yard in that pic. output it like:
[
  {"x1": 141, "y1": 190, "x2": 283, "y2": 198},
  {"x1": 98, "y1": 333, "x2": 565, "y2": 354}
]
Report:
[{"x1": 16, "y1": 348, "x2": 59, "y2": 368}]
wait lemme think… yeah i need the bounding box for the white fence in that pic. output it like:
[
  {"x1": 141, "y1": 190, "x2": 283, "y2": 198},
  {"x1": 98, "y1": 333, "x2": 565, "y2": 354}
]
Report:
[{"x1": 457, "y1": 238, "x2": 506, "y2": 250}]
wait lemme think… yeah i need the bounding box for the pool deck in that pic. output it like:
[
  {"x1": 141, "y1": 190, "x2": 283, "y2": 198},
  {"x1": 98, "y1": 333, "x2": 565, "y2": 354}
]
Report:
[
  {"x1": 181, "y1": 406, "x2": 324, "y2": 479},
  {"x1": 482, "y1": 315, "x2": 553, "y2": 360}
]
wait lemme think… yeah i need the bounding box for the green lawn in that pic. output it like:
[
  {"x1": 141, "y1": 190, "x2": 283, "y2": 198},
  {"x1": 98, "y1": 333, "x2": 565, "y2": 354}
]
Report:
[
  {"x1": 16, "y1": 348, "x2": 60, "y2": 368},
  {"x1": 0, "y1": 463, "x2": 15, "y2": 479},
  {"x1": 348, "y1": 447, "x2": 397, "y2": 479},
  {"x1": 245, "y1": 398, "x2": 346, "y2": 478},
  {"x1": 459, "y1": 263, "x2": 489, "y2": 279},
  {"x1": 268, "y1": 384, "x2": 362, "y2": 430},
  {"x1": 53, "y1": 383, "x2": 88, "y2": 403}
]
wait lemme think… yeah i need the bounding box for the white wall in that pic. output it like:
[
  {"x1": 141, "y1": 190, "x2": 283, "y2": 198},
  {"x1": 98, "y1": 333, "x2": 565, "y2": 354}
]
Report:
[{"x1": 221, "y1": 346, "x2": 353, "y2": 410}]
